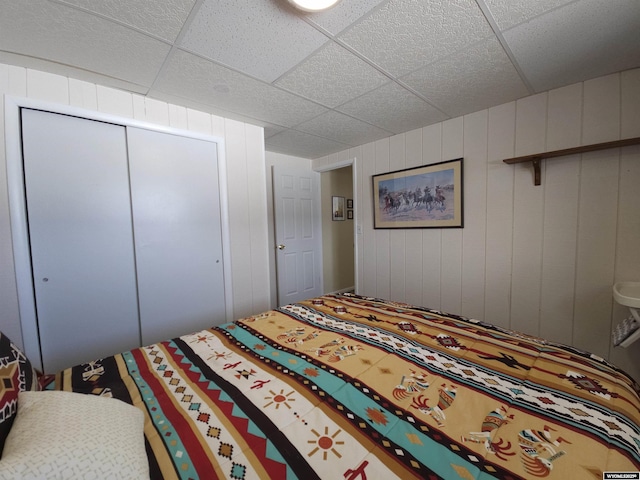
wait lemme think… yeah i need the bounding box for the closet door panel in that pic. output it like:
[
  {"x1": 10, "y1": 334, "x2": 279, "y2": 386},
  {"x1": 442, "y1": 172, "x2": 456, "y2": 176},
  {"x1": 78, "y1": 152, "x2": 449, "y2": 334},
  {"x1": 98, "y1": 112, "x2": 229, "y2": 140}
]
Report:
[
  {"x1": 127, "y1": 128, "x2": 226, "y2": 345},
  {"x1": 21, "y1": 109, "x2": 141, "y2": 373}
]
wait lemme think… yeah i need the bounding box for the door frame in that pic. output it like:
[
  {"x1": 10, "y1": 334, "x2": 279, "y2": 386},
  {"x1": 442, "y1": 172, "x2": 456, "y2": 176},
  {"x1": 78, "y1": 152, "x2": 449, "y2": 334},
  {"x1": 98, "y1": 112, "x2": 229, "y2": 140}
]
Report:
[
  {"x1": 314, "y1": 157, "x2": 359, "y2": 295},
  {"x1": 5, "y1": 96, "x2": 234, "y2": 369}
]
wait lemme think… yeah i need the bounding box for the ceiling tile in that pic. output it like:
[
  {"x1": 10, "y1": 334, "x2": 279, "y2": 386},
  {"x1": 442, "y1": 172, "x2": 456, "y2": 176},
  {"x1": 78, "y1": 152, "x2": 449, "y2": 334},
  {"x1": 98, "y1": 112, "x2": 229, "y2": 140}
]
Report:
[
  {"x1": 337, "y1": 82, "x2": 448, "y2": 133},
  {"x1": 504, "y1": 0, "x2": 640, "y2": 92},
  {"x1": 57, "y1": 0, "x2": 196, "y2": 42},
  {"x1": 179, "y1": 0, "x2": 329, "y2": 83},
  {"x1": 304, "y1": 0, "x2": 388, "y2": 35},
  {"x1": 151, "y1": 50, "x2": 328, "y2": 127},
  {"x1": 295, "y1": 110, "x2": 392, "y2": 145},
  {"x1": 0, "y1": 0, "x2": 170, "y2": 87},
  {"x1": 402, "y1": 38, "x2": 530, "y2": 117},
  {"x1": 266, "y1": 129, "x2": 350, "y2": 159},
  {"x1": 481, "y1": 0, "x2": 575, "y2": 31},
  {"x1": 264, "y1": 124, "x2": 288, "y2": 140},
  {"x1": 338, "y1": 0, "x2": 494, "y2": 77},
  {"x1": 275, "y1": 42, "x2": 389, "y2": 107}
]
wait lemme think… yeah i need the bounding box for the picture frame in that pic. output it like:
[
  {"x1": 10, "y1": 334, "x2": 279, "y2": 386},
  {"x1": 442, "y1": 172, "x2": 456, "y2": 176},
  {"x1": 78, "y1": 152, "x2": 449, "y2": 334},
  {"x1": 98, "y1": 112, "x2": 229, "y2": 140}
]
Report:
[
  {"x1": 332, "y1": 196, "x2": 345, "y2": 221},
  {"x1": 347, "y1": 210, "x2": 353, "y2": 220},
  {"x1": 372, "y1": 158, "x2": 463, "y2": 229},
  {"x1": 346, "y1": 199, "x2": 353, "y2": 209}
]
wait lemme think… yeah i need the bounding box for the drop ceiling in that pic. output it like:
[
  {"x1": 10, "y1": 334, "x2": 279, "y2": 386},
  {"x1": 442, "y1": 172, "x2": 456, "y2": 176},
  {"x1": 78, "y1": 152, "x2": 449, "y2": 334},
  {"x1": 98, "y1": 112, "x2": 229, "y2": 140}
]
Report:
[{"x1": 1, "y1": 0, "x2": 639, "y2": 159}]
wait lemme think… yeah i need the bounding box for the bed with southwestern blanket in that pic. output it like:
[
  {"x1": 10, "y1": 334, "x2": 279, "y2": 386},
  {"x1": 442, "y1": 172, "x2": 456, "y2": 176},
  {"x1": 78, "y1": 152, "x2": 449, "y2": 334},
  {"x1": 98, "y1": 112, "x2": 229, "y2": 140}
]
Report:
[{"x1": 53, "y1": 293, "x2": 640, "y2": 479}]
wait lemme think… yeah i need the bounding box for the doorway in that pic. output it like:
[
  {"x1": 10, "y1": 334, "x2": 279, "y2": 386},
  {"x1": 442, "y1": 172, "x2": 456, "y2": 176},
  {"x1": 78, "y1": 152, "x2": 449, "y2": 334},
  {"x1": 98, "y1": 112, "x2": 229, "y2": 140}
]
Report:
[
  {"x1": 267, "y1": 154, "x2": 358, "y2": 307},
  {"x1": 320, "y1": 165, "x2": 355, "y2": 294}
]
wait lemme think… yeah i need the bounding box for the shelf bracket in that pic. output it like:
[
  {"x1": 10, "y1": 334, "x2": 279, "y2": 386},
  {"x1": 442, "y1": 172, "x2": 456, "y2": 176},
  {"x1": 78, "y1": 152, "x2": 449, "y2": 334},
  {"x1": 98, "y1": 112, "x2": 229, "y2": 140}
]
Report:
[
  {"x1": 502, "y1": 136, "x2": 640, "y2": 186},
  {"x1": 532, "y1": 157, "x2": 541, "y2": 186}
]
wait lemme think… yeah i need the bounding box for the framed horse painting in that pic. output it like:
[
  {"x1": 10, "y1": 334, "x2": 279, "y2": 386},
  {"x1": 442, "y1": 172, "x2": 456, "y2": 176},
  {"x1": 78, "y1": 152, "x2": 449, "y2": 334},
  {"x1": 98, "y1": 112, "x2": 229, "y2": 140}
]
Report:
[{"x1": 372, "y1": 158, "x2": 463, "y2": 229}]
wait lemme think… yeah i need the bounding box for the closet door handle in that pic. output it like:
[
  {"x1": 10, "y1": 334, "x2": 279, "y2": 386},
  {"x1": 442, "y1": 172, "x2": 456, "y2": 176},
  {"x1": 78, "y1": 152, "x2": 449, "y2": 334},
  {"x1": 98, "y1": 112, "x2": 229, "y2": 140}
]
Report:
[{"x1": 277, "y1": 244, "x2": 286, "y2": 250}]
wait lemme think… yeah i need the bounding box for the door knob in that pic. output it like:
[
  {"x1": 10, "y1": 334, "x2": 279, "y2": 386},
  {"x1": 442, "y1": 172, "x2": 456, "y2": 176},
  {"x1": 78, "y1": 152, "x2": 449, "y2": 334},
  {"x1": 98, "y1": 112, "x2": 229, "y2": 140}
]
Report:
[{"x1": 277, "y1": 244, "x2": 286, "y2": 250}]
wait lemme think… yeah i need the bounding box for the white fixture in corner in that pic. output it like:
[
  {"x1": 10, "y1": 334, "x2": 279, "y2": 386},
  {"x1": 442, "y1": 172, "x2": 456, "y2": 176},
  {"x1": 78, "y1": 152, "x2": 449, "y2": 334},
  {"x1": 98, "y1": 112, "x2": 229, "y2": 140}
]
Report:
[
  {"x1": 287, "y1": 0, "x2": 341, "y2": 12},
  {"x1": 612, "y1": 282, "x2": 640, "y2": 347}
]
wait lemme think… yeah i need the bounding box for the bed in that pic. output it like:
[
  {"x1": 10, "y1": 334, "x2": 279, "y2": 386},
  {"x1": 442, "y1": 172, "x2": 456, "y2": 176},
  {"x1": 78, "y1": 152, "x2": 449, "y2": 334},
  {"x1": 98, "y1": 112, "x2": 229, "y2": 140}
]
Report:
[{"x1": 1, "y1": 293, "x2": 639, "y2": 479}]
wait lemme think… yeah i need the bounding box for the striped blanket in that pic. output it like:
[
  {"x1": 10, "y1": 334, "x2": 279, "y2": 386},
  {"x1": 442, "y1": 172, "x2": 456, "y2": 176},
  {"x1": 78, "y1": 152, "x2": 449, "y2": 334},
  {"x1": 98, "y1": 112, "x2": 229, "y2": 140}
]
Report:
[{"x1": 54, "y1": 293, "x2": 640, "y2": 479}]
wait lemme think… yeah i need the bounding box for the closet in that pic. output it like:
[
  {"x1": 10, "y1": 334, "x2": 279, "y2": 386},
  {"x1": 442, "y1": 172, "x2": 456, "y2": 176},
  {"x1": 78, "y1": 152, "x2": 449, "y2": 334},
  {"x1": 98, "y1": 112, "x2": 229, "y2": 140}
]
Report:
[{"x1": 20, "y1": 108, "x2": 226, "y2": 373}]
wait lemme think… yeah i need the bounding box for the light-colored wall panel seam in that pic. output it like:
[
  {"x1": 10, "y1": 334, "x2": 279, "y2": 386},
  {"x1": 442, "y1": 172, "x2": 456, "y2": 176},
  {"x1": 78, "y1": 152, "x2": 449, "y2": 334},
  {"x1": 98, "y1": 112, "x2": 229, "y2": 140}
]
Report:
[
  {"x1": 536, "y1": 93, "x2": 550, "y2": 337},
  {"x1": 608, "y1": 72, "x2": 624, "y2": 360},
  {"x1": 508, "y1": 100, "x2": 518, "y2": 331},
  {"x1": 459, "y1": 119, "x2": 465, "y2": 311},
  {"x1": 230, "y1": 119, "x2": 253, "y2": 314},
  {"x1": 244, "y1": 123, "x2": 257, "y2": 312},
  {"x1": 482, "y1": 111, "x2": 490, "y2": 322},
  {"x1": 569, "y1": 81, "x2": 586, "y2": 345}
]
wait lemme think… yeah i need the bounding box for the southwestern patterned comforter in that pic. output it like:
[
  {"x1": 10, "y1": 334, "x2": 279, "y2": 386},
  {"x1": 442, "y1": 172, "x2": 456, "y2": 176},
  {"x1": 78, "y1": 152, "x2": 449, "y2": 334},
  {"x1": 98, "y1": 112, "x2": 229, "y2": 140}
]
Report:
[{"x1": 54, "y1": 293, "x2": 640, "y2": 479}]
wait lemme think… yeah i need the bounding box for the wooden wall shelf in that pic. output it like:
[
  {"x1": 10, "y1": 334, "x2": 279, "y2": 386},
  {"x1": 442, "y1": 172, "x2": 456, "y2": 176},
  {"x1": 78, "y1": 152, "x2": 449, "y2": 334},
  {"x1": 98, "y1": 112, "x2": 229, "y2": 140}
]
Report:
[{"x1": 503, "y1": 136, "x2": 640, "y2": 185}]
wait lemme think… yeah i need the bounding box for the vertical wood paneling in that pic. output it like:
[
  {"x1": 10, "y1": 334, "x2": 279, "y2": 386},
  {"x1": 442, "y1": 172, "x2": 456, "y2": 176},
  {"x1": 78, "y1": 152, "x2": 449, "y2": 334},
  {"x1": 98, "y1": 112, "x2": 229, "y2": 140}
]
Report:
[
  {"x1": 389, "y1": 135, "x2": 406, "y2": 302},
  {"x1": 611, "y1": 71, "x2": 640, "y2": 378},
  {"x1": 132, "y1": 96, "x2": 170, "y2": 125},
  {"x1": 361, "y1": 142, "x2": 377, "y2": 296},
  {"x1": 422, "y1": 124, "x2": 442, "y2": 308},
  {"x1": 349, "y1": 146, "x2": 364, "y2": 293},
  {"x1": 573, "y1": 76, "x2": 621, "y2": 357},
  {"x1": 246, "y1": 123, "x2": 270, "y2": 313},
  {"x1": 224, "y1": 119, "x2": 253, "y2": 318},
  {"x1": 621, "y1": 69, "x2": 640, "y2": 138},
  {"x1": 210, "y1": 114, "x2": 225, "y2": 139},
  {"x1": 485, "y1": 102, "x2": 515, "y2": 328},
  {"x1": 540, "y1": 155, "x2": 579, "y2": 343},
  {"x1": 0, "y1": 64, "x2": 25, "y2": 345},
  {"x1": 574, "y1": 150, "x2": 618, "y2": 356},
  {"x1": 539, "y1": 85, "x2": 582, "y2": 343},
  {"x1": 405, "y1": 129, "x2": 424, "y2": 306},
  {"x1": 187, "y1": 108, "x2": 213, "y2": 135},
  {"x1": 511, "y1": 93, "x2": 547, "y2": 335},
  {"x1": 7, "y1": 65, "x2": 27, "y2": 96},
  {"x1": 96, "y1": 86, "x2": 133, "y2": 117},
  {"x1": 144, "y1": 98, "x2": 170, "y2": 126},
  {"x1": 375, "y1": 139, "x2": 390, "y2": 299},
  {"x1": 547, "y1": 84, "x2": 582, "y2": 150},
  {"x1": 461, "y1": 111, "x2": 487, "y2": 319},
  {"x1": 336, "y1": 150, "x2": 350, "y2": 164},
  {"x1": 69, "y1": 79, "x2": 98, "y2": 110},
  {"x1": 440, "y1": 118, "x2": 463, "y2": 314},
  {"x1": 26, "y1": 70, "x2": 69, "y2": 104},
  {"x1": 168, "y1": 104, "x2": 188, "y2": 130},
  {"x1": 609, "y1": 145, "x2": 640, "y2": 373},
  {"x1": 132, "y1": 94, "x2": 145, "y2": 120},
  {"x1": 583, "y1": 74, "x2": 620, "y2": 143},
  {"x1": 312, "y1": 155, "x2": 328, "y2": 171}
]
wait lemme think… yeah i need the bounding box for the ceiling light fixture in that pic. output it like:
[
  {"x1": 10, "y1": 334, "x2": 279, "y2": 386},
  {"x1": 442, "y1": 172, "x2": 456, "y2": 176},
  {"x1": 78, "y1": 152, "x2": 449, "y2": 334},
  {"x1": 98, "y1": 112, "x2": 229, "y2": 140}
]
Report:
[{"x1": 287, "y1": 0, "x2": 341, "y2": 13}]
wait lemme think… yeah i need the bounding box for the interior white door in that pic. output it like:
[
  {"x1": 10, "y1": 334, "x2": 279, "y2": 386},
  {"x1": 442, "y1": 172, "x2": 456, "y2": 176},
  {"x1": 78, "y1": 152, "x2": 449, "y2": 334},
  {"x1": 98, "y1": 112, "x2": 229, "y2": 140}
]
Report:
[
  {"x1": 127, "y1": 128, "x2": 226, "y2": 345},
  {"x1": 21, "y1": 109, "x2": 141, "y2": 373},
  {"x1": 273, "y1": 166, "x2": 323, "y2": 305}
]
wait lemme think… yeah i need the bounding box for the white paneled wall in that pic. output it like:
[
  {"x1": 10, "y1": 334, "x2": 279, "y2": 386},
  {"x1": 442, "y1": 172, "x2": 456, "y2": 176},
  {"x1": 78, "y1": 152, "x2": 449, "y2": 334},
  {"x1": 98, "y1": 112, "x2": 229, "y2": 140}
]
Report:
[
  {"x1": 313, "y1": 68, "x2": 640, "y2": 382},
  {"x1": 0, "y1": 64, "x2": 270, "y2": 349}
]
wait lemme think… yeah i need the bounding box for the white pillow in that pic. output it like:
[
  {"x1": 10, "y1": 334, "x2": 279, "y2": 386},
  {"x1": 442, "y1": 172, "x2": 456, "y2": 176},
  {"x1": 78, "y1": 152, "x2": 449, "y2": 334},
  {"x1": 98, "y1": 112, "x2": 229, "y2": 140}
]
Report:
[{"x1": 0, "y1": 391, "x2": 149, "y2": 480}]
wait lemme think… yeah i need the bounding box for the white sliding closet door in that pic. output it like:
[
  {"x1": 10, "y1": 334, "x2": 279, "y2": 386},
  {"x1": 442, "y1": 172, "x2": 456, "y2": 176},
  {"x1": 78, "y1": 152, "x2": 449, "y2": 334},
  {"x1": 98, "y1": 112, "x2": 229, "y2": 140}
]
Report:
[
  {"x1": 21, "y1": 109, "x2": 141, "y2": 373},
  {"x1": 127, "y1": 128, "x2": 226, "y2": 346}
]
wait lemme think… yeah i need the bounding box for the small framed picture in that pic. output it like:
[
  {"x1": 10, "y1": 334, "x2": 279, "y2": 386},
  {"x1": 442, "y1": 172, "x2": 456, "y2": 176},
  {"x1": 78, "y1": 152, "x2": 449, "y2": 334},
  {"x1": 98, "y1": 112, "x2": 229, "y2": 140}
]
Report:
[
  {"x1": 332, "y1": 196, "x2": 345, "y2": 221},
  {"x1": 347, "y1": 210, "x2": 353, "y2": 220},
  {"x1": 346, "y1": 199, "x2": 353, "y2": 209}
]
